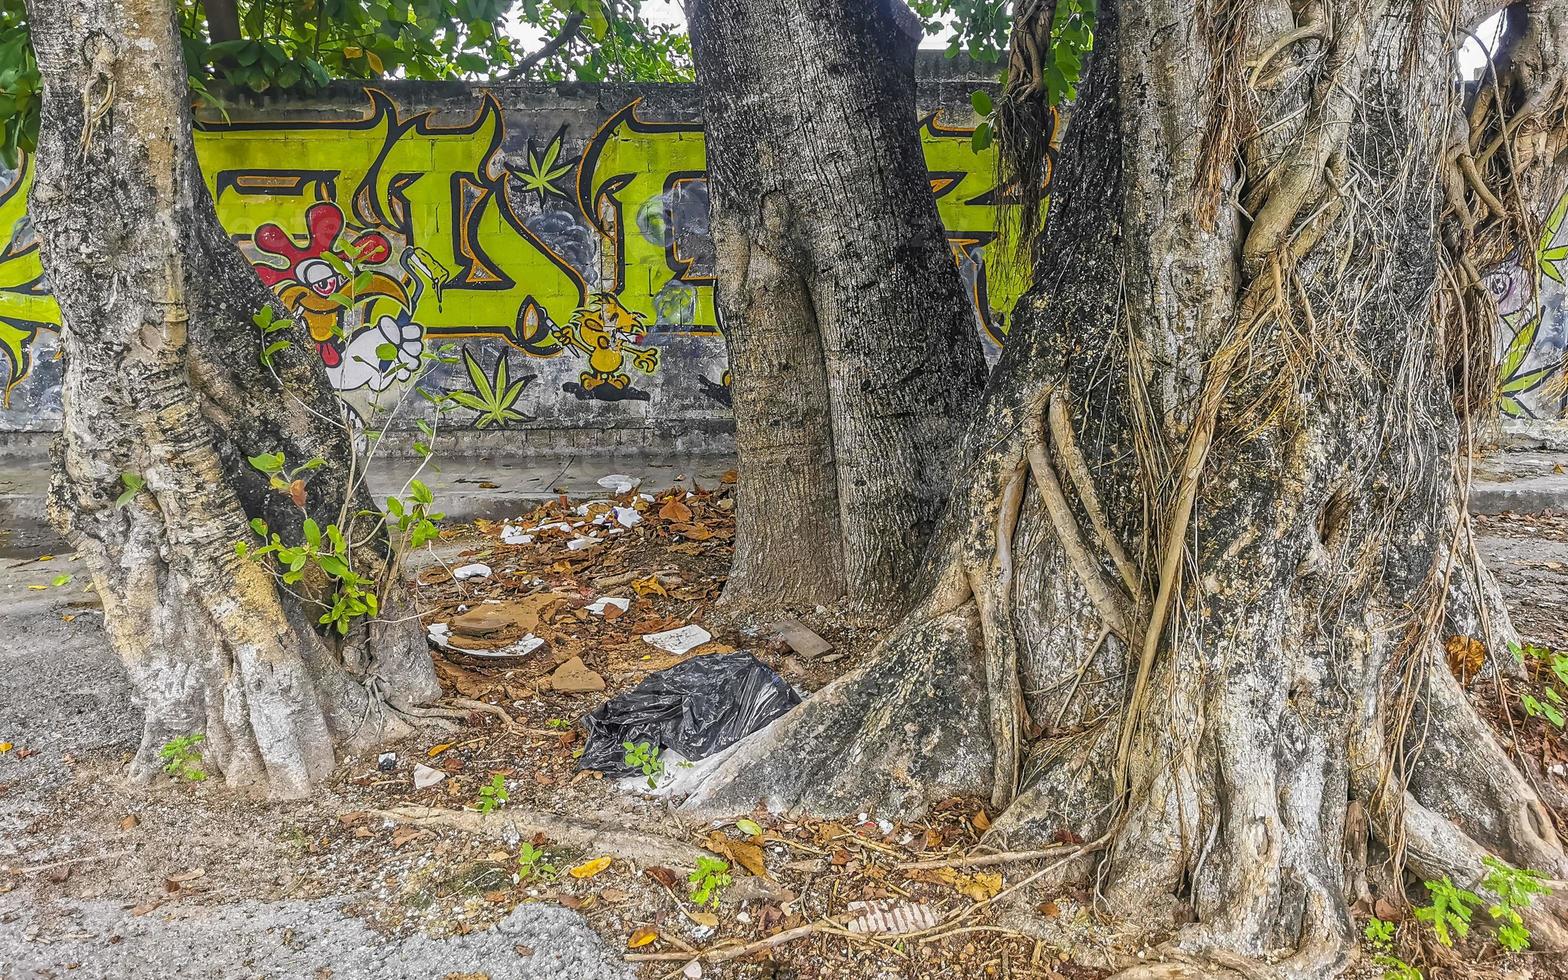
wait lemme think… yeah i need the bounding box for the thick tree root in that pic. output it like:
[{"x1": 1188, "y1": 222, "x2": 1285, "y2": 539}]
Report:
[
  {"x1": 372, "y1": 805, "x2": 710, "y2": 869},
  {"x1": 680, "y1": 604, "x2": 993, "y2": 817}
]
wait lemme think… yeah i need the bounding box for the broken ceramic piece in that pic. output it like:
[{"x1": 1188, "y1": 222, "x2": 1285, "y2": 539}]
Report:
[{"x1": 641, "y1": 624, "x2": 712, "y2": 655}]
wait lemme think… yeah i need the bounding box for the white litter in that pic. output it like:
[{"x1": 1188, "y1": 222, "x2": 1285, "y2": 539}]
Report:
[
  {"x1": 844, "y1": 899, "x2": 940, "y2": 936},
  {"x1": 642, "y1": 624, "x2": 712, "y2": 655},
  {"x1": 597, "y1": 473, "x2": 641, "y2": 494},
  {"x1": 613, "y1": 506, "x2": 642, "y2": 528},
  {"x1": 412, "y1": 763, "x2": 446, "y2": 790},
  {"x1": 500, "y1": 524, "x2": 533, "y2": 545},
  {"x1": 566, "y1": 537, "x2": 599, "y2": 551},
  {"x1": 448, "y1": 633, "x2": 546, "y2": 658},
  {"x1": 535, "y1": 521, "x2": 572, "y2": 533},
  {"x1": 426, "y1": 622, "x2": 451, "y2": 648},
  {"x1": 587, "y1": 597, "x2": 631, "y2": 615},
  {"x1": 453, "y1": 563, "x2": 492, "y2": 581}
]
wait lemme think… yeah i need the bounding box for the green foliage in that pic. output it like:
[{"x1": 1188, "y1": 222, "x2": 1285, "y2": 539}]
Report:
[
  {"x1": 687, "y1": 855, "x2": 730, "y2": 908},
  {"x1": 1363, "y1": 917, "x2": 1421, "y2": 979},
  {"x1": 622, "y1": 739, "x2": 663, "y2": 788},
  {"x1": 1510, "y1": 641, "x2": 1568, "y2": 728},
  {"x1": 1414, "y1": 875, "x2": 1481, "y2": 947},
  {"x1": 476, "y1": 773, "x2": 509, "y2": 813},
  {"x1": 385, "y1": 479, "x2": 445, "y2": 550},
  {"x1": 516, "y1": 841, "x2": 556, "y2": 880},
  {"x1": 160, "y1": 733, "x2": 208, "y2": 782},
  {"x1": 545, "y1": 717, "x2": 571, "y2": 730},
  {"x1": 1481, "y1": 856, "x2": 1551, "y2": 953},
  {"x1": 445, "y1": 349, "x2": 531, "y2": 428},
  {"x1": 115, "y1": 472, "x2": 146, "y2": 509},
  {"x1": 0, "y1": 0, "x2": 690, "y2": 173}
]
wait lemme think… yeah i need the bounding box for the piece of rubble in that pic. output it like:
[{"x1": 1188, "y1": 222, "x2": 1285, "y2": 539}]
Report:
[
  {"x1": 550, "y1": 656, "x2": 606, "y2": 693},
  {"x1": 642, "y1": 624, "x2": 712, "y2": 655},
  {"x1": 771, "y1": 615, "x2": 832, "y2": 659},
  {"x1": 412, "y1": 763, "x2": 446, "y2": 790},
  {"x1": 453, "y1": 563, "x2": 492, "y2": 581},
  {"x1": 587, "y1": 597, "x2": 631, "y2": 615}
]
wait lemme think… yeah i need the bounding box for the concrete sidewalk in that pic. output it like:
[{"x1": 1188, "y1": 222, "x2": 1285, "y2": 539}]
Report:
[
  {"x1": 6, "y1": 443, "x2": 1568, "y2": 556},
  {"x1": 0, "y1": 451, "x2": 736, "y2": 556}
]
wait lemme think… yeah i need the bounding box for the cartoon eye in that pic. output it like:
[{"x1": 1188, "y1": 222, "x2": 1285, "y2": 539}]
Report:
[{"x1": 300, "y1": 259, "x2": 338, "y2": 293}]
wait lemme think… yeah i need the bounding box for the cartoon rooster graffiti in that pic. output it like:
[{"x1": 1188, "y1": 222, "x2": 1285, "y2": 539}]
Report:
[
  {"x1": 551, "y1": 291, "x2": 660, "y2": 398},
  {"x1": 251, "y1": 202, "x2": 445, "y2": 393}
]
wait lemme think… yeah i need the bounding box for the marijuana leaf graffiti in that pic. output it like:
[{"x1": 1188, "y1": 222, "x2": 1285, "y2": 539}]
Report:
[
  {"x1": 516, "y1": 130, "x2": 574, "y2": 200},
  {"x1": 446, "y1": 348, "x2": 533, "y2": 428}
]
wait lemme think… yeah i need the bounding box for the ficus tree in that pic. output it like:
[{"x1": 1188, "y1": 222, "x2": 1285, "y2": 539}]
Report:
[
  {"x1": 686, "y1": 0, "x2": 1568, "y2": 970},
  {"x1": 19, "y1": 0, "x2": 681, "y2": 797}
]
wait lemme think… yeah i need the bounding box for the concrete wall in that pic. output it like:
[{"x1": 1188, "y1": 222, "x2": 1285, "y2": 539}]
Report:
[
  {"x1": 0, "y1": 61, "x2": 1030, "y2": 454},
  {"x1": 1492, "y1": 187, "x2": 1568, "y2": 421}
]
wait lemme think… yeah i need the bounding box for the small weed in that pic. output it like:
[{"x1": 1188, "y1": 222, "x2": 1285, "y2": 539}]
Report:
[
  {"x1": 688, "y1": 856, "x2": 731, "y2": 908},
  {"x1": 545, "y1": 718, "x2": 571, "y2": 730},
  {"x1": 476, "y1": 773, "x2": 509, "y2": 814},
  {"x1": 159, "y1": 733, "x2": 208, "y2": 782},
  {"x1": 1509, "y1": 641, "x2": 1568, "y2": 728},
  {"x1": 1481, "y1": 856, "x2": 1552, "y2": 952},
  {"x1": 517, "y1": 842, "x2": 557, "y2": 881},
  {"x1": 1363, "y1": 917, "x2": 1421, "y2": 979},
  {"x1": 622, "y1": 740, "x2": 663, "y2": 788}
]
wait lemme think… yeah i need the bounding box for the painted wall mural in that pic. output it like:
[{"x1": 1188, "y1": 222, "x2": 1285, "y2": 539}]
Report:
[
  {"x1": 1491, "y1": 188, "x2": 1568, "y2": 419},
  {"x1": 0, "y1": 82, "x2": 1034, "y2": 434}
]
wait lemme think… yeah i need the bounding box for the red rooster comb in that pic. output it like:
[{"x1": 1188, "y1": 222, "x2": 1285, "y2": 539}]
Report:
[{"x1": 252, "y1": 202, "x2": 346, "y2": 286}]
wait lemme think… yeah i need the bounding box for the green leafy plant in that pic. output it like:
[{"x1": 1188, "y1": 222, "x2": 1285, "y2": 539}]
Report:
[
  {"x1": 516, "y1": 841, "x2": 557, "y2": 881},
  {"x1": 1510, "y1": 641, "x2": 1568, "y2": 728},
  {"x1": 1414, "y1": 875, "x2": 1481, "y2": 947},
  {"x1": 115, "y1": 472, "x2": 145, "y2": 509},
  {"x1": 1481, "y1": 856, "x2": 1551, "y2": 952},
  {"x1": 622, "y1": 739, "x2": 663, "y2": 788},
  {"x1": 1363, "y1": 917, "x2": 1421, "y2": 979},
  {"x1": 385, "y1": 479, "x2": 445, "y2": 551},
  {"x1": 446, "y1": 349, "x2": 531, "y2": 429},
  {"x1": 238, "y1": 513, "x2": 378, "y2": 635},
  {"x1": 476, "y1": 773, "x2": 509, "y2": 814},
  {"x1": 160, "y1": 733, "x2": 208, "y2": 782},
  {"x1": 687, "y1": 856, "x2": 731, "y2": 908},
  {"x1": 545, "y1": 717, "x2": 571, "y2": 730}
]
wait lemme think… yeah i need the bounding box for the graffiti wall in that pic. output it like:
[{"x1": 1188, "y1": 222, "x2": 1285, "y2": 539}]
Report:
[
  {"x1": 1492, "y1": 188, "x2": 1568, "y2": 420},
  {"x1": 0, "y1": 75, "x2": 1031, "y2": 444}
]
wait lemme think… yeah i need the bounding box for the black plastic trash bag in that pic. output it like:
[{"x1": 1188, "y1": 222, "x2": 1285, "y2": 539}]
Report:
[{"x1": 578, "y1": 651, "x2": 801, "y2": 777}]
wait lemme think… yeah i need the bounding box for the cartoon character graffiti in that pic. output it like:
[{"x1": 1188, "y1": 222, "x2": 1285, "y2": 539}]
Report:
[
  {"x1": 1490, "y1": 189, "x2": 1568, "y2": 419},
  {"x1": 251, "y1": 202, "x2": 444, "y2": 393},
  {"x1": 552, "y1": 292, "x2": 660, "y2": 401}
]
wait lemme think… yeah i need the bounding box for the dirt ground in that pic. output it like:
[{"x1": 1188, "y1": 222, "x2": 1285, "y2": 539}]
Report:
[{"x1": 2, "y1": 475, "x2": 1566, "y2": 980}]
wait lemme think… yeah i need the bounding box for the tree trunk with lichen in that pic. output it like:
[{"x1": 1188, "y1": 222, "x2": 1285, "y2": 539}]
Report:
[
  {"x1": 684, "y1": 0, "x2": 1568, "y2": 970},
  {"x1": 28, "y1": 0, "x2": 437, "y2": 797},
  {"x1": 689, "y1": 0, "x2": 989, "y2": 620}
]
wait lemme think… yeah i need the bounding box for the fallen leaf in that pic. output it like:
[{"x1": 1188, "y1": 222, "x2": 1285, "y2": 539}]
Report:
[
  {"x1": 1444, "y1": 634, "x2": 1487, "y2": 682},
  {"x1": 427, "y1": 743, "x2": 454, "y2": 758},
  {"x1": 659, "y1": 498, "x2": 692, "y2": 522},
  {"x1": 736, "y1": 818, "x2": 764, "y2": 838},
  {"x1": 0, "y1": 742, "x2": 11, "y2": 753},
  {"x1": 288, "y1": 479, "x2": 307, "y2": 508},
  {"x1": 933, "y1": 867, "x2": 1001, "y2": 901},
  {"x1": 1038, "y1": 899, "x2": 1060, "y2": 917},
  {"x1": 705, "y1": 831, "x2": 769, "y2": 879},
  {"x1": 689, "y1": 911, "x2": 719, "y2": 927},
  {"x1": 627, "y1": 926, "x2": 658, "y2": 949},
  {"x1": 599, "y1": 887, "x2": 630, "y2": 902},
  {"x1": 645, "y1": 866, "x2": 679, "y2": 889},
  {"x1": 119, "y1": 815, "x2": 139, "y2": 831},
  {"x1": 631, "y1": 574, "x2": 668, "y2": 598},
  {"x1": 972, "y1": 810, "x2": 991, "y2": 831},
  {"x1": 569, "y1": 856, "x2": 613, "y2": 879}
]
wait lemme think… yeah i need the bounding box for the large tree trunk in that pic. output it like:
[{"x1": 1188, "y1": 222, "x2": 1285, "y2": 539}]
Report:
[
  {"x1": 689, "y1": 0, "x2": 989, "y2": 618},
  {"x1": 684, "y1": 0, "x2": 1568, "y2": 969},
  {"x1": 28, "y1": 0, "x2": 438, "y2": 797}
]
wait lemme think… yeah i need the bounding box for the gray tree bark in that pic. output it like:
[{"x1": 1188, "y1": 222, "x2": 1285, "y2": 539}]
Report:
[
  {"x1": 689, "y1": 0, "x2": 989, "y2": 619},
  {"x1": 684, "y1": 0, "x2": 1568, "y2": 969},
  {"x1": 27, "y1": 0, "x2": 437, "y2": 797}
]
